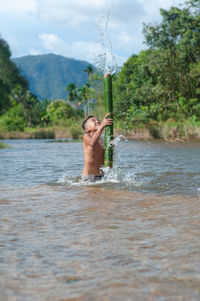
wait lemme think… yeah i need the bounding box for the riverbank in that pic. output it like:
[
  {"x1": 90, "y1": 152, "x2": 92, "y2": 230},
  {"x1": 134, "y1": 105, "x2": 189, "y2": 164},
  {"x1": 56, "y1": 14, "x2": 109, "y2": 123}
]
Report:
[
  {"x1": 123, "y1": 122, "x2": 200, "y2": 142},
  {"x1": 117, "y1": 119, "x2": 200, "y2": 142},
  {"x1": 0, "y1": 121, "x2": 200, "y2": 142}
]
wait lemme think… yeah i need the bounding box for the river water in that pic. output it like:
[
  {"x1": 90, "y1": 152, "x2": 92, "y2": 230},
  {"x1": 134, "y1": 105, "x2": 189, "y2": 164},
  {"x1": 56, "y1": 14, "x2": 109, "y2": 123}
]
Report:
[{"x1": 0, "y1": 139, "x2": 200, "y2": 300}]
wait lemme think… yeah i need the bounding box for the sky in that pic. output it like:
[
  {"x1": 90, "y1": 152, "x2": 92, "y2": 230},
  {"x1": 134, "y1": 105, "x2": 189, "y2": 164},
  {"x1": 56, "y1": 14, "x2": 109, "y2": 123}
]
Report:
[{"x1": 0, "y1": 0, "x2": 186, "y2": 66}]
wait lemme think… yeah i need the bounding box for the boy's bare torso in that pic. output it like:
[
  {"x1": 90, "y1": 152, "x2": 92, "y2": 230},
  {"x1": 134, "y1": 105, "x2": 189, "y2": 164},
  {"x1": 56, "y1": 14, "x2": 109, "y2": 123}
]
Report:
[
  {"x1": 82, "y1": 114, "x2": 113, "y2": 178},
  {"x1": 82, "y1": 134, "x2": 104, "y2": 176}
]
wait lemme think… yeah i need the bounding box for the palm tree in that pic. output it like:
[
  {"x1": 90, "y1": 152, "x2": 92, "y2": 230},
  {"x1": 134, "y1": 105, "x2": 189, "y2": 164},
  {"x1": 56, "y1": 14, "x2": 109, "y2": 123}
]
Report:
[
  {"x1": 83, "y1": 66, "x2": 94, "y2": 114},
  {"x1": 79, "y1": 83, "x2": 94, "y2": 117},
  {"x1": 65, "y1": 83, "x2": 78, "y2": 103},
  {"x1": 83, "y1": 65, "x2": 94, "y2": 79}
]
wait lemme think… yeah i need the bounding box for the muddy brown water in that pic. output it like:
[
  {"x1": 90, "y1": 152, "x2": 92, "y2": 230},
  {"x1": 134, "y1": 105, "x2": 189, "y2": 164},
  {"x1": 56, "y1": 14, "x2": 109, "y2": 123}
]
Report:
[{"x1": 0, "y1": 139, "x2": 200, "y2": 300}]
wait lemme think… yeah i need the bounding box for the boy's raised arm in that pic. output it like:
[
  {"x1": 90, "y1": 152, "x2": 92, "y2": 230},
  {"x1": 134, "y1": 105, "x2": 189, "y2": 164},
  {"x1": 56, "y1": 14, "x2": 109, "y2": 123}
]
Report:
[{"x1": 83, "y1": 113, "x2": 113, "y2": 147}]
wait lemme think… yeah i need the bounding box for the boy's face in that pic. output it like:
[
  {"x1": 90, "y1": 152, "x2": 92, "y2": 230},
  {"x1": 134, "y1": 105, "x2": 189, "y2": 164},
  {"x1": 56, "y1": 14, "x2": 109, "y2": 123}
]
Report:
[{"x1": 85, "y1": 117, "x2": 101, "y2": 133}]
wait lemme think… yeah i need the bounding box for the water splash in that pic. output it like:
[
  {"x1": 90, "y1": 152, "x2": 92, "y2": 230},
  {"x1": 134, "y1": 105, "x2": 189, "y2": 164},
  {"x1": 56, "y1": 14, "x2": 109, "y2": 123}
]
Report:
[
  {"x1": 57, "y1": 174, "x2": 81, "y2": 185},
  {"x1": 57, "y1": 168, "x2": 142, "y2": 187},
  {"x1": 94, "y1": 1, "x2": 118, "y2": 75},
  {"x1": 57, "y1": 136, "x2": 145, "y2": 188},
  {"x1": 100, "y1": 135, "x2": 144, "y2": 186},
  {"x1": 112, "y1": 134, "x2": 128, "y2": 146}
]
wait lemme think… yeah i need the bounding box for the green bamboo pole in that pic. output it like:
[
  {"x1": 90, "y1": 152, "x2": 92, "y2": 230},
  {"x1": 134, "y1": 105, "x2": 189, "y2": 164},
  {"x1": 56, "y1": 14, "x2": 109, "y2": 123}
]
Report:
[{"x1": 104, "y1": 73, "x2": 113, "y2": 168}]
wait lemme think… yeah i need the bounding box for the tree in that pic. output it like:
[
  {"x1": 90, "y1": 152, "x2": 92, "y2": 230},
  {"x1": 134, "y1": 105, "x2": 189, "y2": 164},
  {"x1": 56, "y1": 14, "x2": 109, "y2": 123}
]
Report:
[
  {"x1": 83, "y1": 65, "x2": 94, "y2": 79},
  {"x1": 0, "y1": 79, "x2": 9, "y2": 114},
  {"x1": 0, "y1": 37, "x2": 28, "y2": 114},
  {"x1": 66, "y1": 83, "x2": 79, "y2": 103},
  {"x1": 9, "y1": 85, "x2": 43, "y2": 127},
  {"x1": 79, "y1": 84, "x2": 90, "y2": 117},
  {"x1": 0, "y1": 38, "x2": 20, "y2": 87},
  {"x1": 0, "y1": 103, "x2": 26, "y2": 131},
  {"x1": 142, "y1": 2, "x2": 200, "y2": 120},
  {"x1": 113, "y1": 0, "x2": 200, "y2": 124},
  {"x1": 78, "y1": 83, "x2": 96, "y2": 117},
  {"x1": 46, "y1": 100, "x2": 74, "y2": 126}
]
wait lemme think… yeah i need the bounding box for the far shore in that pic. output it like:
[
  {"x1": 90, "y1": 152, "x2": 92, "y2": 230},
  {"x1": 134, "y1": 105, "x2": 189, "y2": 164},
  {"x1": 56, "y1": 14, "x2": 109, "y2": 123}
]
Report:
[{"x1": 1, "y1": 123, "x2": 200, "y2": 142}]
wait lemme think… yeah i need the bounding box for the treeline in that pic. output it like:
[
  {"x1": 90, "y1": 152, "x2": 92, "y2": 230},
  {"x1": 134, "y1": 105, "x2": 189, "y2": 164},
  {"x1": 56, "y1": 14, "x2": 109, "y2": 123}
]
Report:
[
  {"x1": 113, "y1": 0, "x2": 200, "y2": 129},
  {"x1": 0, "y1": 38, "x2": 88, "y2": 132},
  {"x1": 0, "y1": 38, "x2": 44, "y2": 131},
  {"x1": 0, "y1": 37, "x2": 102, "y2": 134},
  {"x1": 0, "y1": 38, "x2": 43, "y2": 130}
]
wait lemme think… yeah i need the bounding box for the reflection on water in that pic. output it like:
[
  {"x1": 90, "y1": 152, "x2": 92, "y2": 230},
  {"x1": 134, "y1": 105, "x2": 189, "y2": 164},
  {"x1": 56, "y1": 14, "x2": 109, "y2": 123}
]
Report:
[{"x1": 0, "y1": 140, "x2": 200, "y2": 300}]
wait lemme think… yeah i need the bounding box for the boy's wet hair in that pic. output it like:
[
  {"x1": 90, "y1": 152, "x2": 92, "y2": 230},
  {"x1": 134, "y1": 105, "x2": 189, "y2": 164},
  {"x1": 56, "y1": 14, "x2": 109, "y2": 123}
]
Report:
[{"x1": 82, "y1": 116, "x2": 95, "y2": 131}]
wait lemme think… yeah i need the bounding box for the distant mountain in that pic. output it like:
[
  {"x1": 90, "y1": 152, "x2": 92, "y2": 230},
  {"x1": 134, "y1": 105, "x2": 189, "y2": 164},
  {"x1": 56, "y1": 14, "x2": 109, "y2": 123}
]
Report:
[{"x1": 13, "y1": 54, "x2": 94, "y2": 100}]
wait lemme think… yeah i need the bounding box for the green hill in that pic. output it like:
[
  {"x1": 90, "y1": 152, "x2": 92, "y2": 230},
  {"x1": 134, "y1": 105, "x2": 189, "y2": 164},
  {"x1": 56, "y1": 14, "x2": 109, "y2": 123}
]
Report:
[{"x1": 13, "y1": 54, "x2": 93, "y2": 100}]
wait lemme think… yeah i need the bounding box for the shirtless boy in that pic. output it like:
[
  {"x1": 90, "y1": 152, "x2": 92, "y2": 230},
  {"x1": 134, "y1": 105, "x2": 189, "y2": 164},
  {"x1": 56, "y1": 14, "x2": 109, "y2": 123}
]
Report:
[{"x1": 82, "y1": 113, "x2": 113, "y2": 182}]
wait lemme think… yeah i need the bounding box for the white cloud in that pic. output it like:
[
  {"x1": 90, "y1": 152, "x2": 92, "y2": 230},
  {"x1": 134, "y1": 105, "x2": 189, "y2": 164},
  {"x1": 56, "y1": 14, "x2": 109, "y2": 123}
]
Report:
[
  {"x1": 29, "y1": 48, "x2": 41, "y2": 55},
  {"x1": 34, "y1": 0, "x2": 106, "y2": 24},
  {"x1": 137, "y1": 0, "x2": 181, "y2": 21},
  {"x1": 1, "y1": 0, "x2": 186, "y2": 63},
  {"x1": 31, "y1": 0, "x2": 182, "y2": 27},
  {"x1": 34, "y1": 0, "x2": 183, "y2": 57},
  {"x1": 0, "y1": 0, "x2": 182, "y2": 23},
  {"x1": 38, "y1": 33, "x2": 127, "y2": 67},
  {"x1": 38, "y1": 33, "x2": 97, "y2": 61},
  {"x1": 0, "y1": 0, "x2": 38, "y2": 15}
]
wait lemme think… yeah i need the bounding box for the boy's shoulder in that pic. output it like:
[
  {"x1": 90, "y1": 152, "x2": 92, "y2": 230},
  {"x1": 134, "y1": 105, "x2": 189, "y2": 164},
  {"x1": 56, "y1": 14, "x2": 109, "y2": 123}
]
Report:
[
  {"x1": 83, "y1": 132, "x2": 89, "y2": 139},
  {"x1": 83, "y1": 133, "x2": 91, "y2": 143}
]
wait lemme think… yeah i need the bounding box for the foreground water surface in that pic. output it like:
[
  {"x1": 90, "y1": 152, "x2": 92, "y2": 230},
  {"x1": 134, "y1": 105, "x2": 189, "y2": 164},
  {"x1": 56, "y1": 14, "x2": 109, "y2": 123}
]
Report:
[{"x1": 0, "y1": 139, "x2": 200, "y2": 300}]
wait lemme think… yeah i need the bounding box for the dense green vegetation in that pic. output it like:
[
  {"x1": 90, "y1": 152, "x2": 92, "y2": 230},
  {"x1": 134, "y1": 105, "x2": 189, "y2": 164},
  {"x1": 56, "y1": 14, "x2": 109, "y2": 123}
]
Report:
[
  {"x1": 13, "y1": 54, "x2": 92, "y2": 99},
  {"x1": 0, "y1": 0, "x2": 200, "y2": 140},
  {"x1": 0, "y1": 39, "x2": 86, "y2": 136},
  {"x1": 113, "y1": 0, "x2": 200, "y2": 132},
  {"x1": 0, "y1": 38, "x2": 28, "y2": 115}
]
